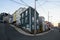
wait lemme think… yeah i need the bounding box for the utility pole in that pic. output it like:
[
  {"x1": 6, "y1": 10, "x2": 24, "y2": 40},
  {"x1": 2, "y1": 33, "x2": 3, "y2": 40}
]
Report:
[
  {"x1": 34, "y1": 0, "x2": 37, "y2": 36},
  {"x1": 50, "y1": 16, "x2": 52, "y2": 23}
]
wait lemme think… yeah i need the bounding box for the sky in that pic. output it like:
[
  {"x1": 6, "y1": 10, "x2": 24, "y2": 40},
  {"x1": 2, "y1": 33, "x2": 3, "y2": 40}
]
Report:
[{"x1": 0, "y1": 0, "x2": 60, "y2": 26}]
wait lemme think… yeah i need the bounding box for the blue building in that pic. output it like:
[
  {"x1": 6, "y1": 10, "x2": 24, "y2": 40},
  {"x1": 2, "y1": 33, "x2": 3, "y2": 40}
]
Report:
[{"x1": 20, "y1": 7, "x2": 39, "y2": 33}]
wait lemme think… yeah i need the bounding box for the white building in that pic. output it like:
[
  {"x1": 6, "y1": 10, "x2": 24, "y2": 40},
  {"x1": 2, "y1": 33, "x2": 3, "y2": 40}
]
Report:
[
  {"x1": 39, "y1": 16, "x2": 45, "y2": 31},
  {"x1": 12, "y1": 7, "x2": 26, "y2": 25},
  {"x1": 44, "y1": 23, "x2": 49, "y2": 30},
  {"x1": 9, "y1": 16, "x2": 13, "y2": 23},
  {"x1": 3, "y1": 14, "x2": 13, "y2": 23}
]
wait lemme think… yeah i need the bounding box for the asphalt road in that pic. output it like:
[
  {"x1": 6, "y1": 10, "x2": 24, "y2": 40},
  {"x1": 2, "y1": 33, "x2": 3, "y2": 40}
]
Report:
[{"x1": 0, "y1": 23, "x2": 60, "y2": 40}]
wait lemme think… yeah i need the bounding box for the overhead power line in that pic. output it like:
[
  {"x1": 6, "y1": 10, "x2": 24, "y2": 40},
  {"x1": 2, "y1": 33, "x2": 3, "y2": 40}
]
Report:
[
  {"x1": 20, "y1": 0, "x2": 29, "y2": 7},
  {"x1": 37, "y1": 0, "x2": 48, "y2": 15},
  {"x1": 38, "y1": 0, "x2": 60, "y2": 6},
  {"x1": 37, "y1": 0, "x2": 47, "y2": 6},
  {"x1": 10, "y1": 0, "x2": 29, "y2": 6},
  {"x1": 46, "y1": 1, "x2": 60, "y2": 2}
]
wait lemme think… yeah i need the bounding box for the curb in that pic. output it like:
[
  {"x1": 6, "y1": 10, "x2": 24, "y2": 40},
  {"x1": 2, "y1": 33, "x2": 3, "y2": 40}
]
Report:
[
  {"x1": 36, "y1": 30, "x2": 51, "y2": 36},
  {"x1": 10, "y1": 24, "x2": 51, "y2": 36},
  {"x1": 10, "y1": 24, "x2": 34, "y2": 36}
]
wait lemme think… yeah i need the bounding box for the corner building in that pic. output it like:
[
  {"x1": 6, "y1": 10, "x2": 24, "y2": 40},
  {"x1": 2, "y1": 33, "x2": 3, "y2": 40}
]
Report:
[{"x1": 20, "y1": 7, "x2": 39, "y2": 33}]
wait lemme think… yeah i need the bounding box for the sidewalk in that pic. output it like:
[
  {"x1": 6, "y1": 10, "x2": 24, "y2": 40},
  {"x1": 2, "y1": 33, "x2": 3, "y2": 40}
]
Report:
[{"x1": 10, "y1": 24, "x2": 51, "y2": 36}]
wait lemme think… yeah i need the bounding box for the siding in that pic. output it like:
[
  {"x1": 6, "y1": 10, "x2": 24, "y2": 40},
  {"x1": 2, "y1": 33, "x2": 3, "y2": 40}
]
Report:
[{"x1": 13, "y1": 13, "x2": 16, "y2": 22}]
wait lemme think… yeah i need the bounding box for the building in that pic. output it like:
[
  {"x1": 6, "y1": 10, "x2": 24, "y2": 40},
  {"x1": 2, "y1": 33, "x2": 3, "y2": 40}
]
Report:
[
  {"x1": 9, "y1": 16, "x2": 13, "y2": 23},
  {"x1": 20, "y1": 7, "x2": 39, "y2": 33},
  {"x1": 0, "y1": 12, "x2": 13, "y2": 23},
  {"x1": 1, "y1": 13, "x2": 13, "y2": 23},
  {"x1": 12, "y1": 7, "x2": 26, "y2": 25},
  {"x1": 0, "y1": 14, "x2": 3, "y2": 20},
  {"x1": 4, "y1": 15, "x2": 13, "y2": 23},
  {"x1": 44, "y1": 21, "x2": 49, "y2": 31},
  {"x1": 45, "y1": 21, "x2": 54, "y2": 29},
  {"x1": 39, "y1": 16, "x2": 45, "y2": 32},
  {"x1": 58, "y1": 23, "x2": 60, "y2": 27},
  {"x1": 0, "y1": 13, "x2": 9, "y2": 22}
]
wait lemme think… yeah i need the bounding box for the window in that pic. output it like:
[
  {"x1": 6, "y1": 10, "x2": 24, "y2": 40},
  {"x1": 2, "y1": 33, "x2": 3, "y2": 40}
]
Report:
[
  {"x1": 20, "y1": 15, "x2": 21, "y2": 18},
  {"x1": 26, "y1": 11, "x2": 28, "y2": 16},
  {"x1": 35, "y1": 19, "x2": 39, "y2": 25},
  {"x1": 32, "y1": 17, "x2": 34, "y2": 21},
  {"x1": 37, "y1": 19, "x2": 38, "y2": 23},
  {"x1": 26, "y1": 24, "x2": 30, "y2": 31},
  {"x1": 25, "y1": 17, "x2": 27, "y2": 23},
  {"x1": 20, "y1": 20, "x2": 21, "y2": 24},
  {"x1": 37, "y1": 25, "x2": 39, "y2": 29},
  {"x1": 22, "y1": 14, "x2": 23, "y2": 18},
  {"x1": 22, "y1": 19, "x2": 23, "y2": 24},
  {"x1": 26, "y1": 24, "x2": 29, "y2": 28},
  {"x1": 32, "y1": 25, "x2": 34, "y2": 29},
  {"x1": 42, "y1": 18, "x2": 44, "y2": 21},
  {"x1": 32, "y1": 17, "x2": 34, "y2": 24}
]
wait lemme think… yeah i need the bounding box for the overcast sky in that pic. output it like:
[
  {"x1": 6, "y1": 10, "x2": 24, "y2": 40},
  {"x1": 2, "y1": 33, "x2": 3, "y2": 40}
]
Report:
[{"x1": 0, "y1": 0, "x2": 60, "y2": 26}]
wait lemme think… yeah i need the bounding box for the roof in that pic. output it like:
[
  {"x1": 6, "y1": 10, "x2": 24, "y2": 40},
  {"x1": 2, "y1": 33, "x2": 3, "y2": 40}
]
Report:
[{"x1": 12, "y1": 6, "x2": 39, "y2": 15}]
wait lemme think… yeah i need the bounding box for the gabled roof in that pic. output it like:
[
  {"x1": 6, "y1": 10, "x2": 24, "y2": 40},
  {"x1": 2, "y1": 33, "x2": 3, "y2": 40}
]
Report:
[
  {"x1": 12, "y1": 6, "x2": 39, "y2": 15},
  {"x1": 20, "y1": 6, "x2": 39, "y2": 15}
]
